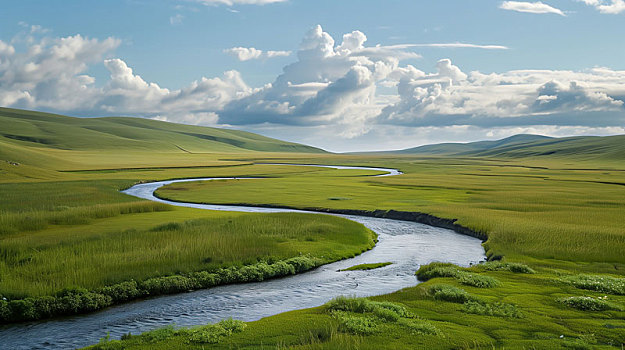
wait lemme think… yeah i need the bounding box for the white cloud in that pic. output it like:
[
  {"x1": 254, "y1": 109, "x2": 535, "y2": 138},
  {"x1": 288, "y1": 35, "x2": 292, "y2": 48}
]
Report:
[
  {"x1": 218, "y1": 25, "x2": 416, "y2": 127},
  {"x1": 579, "y1": 0, "x2": 625, "y2": 14},
  {"x1": 377, "y1": 62, "x2": 625, "y2": 128},
  {"x1": 224, "y1": 47, "x2": 291, "y2": 61},
  {"x1": 1, "y1": 26, "x2": 624, "y2": 150},
  {"x1": 500, "y1": 1, "x2": 566, "y2": 15},
  {"x1": 0, "y1": 33, "x2": 251, "y2": 123},
  {"x1": 192, "y1": 0, "x2": 287, "y2": 6}
]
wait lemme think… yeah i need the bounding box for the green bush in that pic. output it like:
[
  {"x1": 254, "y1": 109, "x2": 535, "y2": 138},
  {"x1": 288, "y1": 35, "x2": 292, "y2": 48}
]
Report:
[
  {"x1": 182, "y1": 318, "x2": 246, "y2": 344},
  {"x1": 56, "y1": 288, "x2": 112, "y2": 314},
  {"x1": 463, "y1": 301, "x2": 523, "y2": 318},
  {"x1": 480, "y1": 262, "x2": 535, "y2": 274},
  {"x1": 1, "y1": 256, "x2": 322, "y2": 324},
  {"x1": 99, "y1": 280, "x2": 143, "y2": 302},
  {"x1": 141, "y1": 276, "x2": 198, "y2": 295},
  {"x1": 558, "y1": 296, "x2": 623, "y2": 311},
  {"x1": 332, "y1": 311, "x2": 378, "y2": 335},
  {"x1": 457, "y1": 273, "x2": 501, "y2": 288},
  {"x1": 416, "y1": 263, "x2": 461, "y2": 281},
  {"x1": 429, "y1": 284, "x2": 472, "y2": 303},
  {"x1": 398, "y1": 319, "x2": 440, "y2": 335},
  {"x1": 562, "y1": 274, "x2": 625, "y2": 295}
]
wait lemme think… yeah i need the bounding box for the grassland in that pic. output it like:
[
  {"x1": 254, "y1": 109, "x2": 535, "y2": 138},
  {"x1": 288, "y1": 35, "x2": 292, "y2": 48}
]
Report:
[
  {"x1": 2, "y1": 108, "x2": 625, "y2": 348},
  {"x1": 0, "y1": 108, "x2": 378, "y2": 322}
]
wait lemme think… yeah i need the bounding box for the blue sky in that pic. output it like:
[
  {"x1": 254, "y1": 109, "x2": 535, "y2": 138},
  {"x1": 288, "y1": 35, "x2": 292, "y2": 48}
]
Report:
[{"x1": 1, "y1": 0, "x2": 624, "y2": 151}]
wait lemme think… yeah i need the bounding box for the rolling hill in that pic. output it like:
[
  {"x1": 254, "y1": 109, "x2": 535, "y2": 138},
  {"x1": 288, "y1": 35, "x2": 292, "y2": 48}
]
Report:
[
  {"x1": 0, "y1": 107, "x2": 324, "y2": 154},
  {"x1": 391, "y1": 134, "x2": 625, "y2": 161}
]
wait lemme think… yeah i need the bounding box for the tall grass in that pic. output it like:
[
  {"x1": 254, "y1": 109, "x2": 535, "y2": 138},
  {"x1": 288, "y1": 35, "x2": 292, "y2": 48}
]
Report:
[
  {"x1": 0, "y1": 213, "x2": 373, "y2": 299},
  {"x1": 0, "y1": 201, "x2": 172, "y2": 235}
]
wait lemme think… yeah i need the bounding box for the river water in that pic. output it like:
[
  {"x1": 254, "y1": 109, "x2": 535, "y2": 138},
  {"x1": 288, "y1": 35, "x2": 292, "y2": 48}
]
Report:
[{"x1": 0, "y1": 165, "x2": 485, "y2": 349}]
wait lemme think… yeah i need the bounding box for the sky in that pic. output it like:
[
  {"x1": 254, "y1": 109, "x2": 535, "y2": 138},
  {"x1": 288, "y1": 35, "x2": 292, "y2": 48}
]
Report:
[{"x1": 1, "y1": 0, "x2": 624, "y2": 152}]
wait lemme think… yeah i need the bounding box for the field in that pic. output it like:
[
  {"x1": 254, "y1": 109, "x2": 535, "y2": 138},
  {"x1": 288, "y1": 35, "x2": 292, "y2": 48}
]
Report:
[{"x1": 1, "y1": 108, "x2": 625, "y2": 348}]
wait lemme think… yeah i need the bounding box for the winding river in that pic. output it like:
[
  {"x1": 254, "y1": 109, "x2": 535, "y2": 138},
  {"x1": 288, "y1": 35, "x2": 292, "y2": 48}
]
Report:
[{"x1": 0, "y1": 164, "x2": 485, "y2": 350}]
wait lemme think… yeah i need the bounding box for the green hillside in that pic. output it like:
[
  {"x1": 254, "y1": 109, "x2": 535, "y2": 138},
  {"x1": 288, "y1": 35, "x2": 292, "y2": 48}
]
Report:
[
  {"x1": 0, "y1": 107, "x2": 324, "y2": 161},
  {"x1": 393, "y1": 134, "x2": 625, "y2": 161}
]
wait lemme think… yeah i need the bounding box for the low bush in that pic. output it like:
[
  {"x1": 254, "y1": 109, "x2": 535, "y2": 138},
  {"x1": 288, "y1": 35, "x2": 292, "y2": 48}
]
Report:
[
  {"x1": 398, "y1": 319, "x2": 440, "y2": 335},
  {"x1": 558, "y1": 296, "x2": 623, "y2": 311},
  {"x1": 429, "y1": 284, "x2": 472, "y2": 303},
  {"x1": 457, "y1": 273, "x2": 501, "y2": 288},
  {"x1": 99, "y1": 281, "x2": 144, "y2": 302},
  {"x1": 416, "y1": 263, "x2": 461, "y2": 281},
  {"x1": 562, "y1": 274, "x2": 625, "y2": 295},
  {"x1": 479, "y1": 262, "x2": 535, "y2": 274},
  {"x1": 181, "y1": 318, "x2": 246, "y2": 344},
  {"x1": 417, "y1": 263, "x2": 500, "y2": 288},
  {"x1": 326, "y1": 296, "x2": 412, "y2": 319},
  {"x1": 0, "y1": 256, "x2": 321, "y2": 323},
  {"x1": 463, "y1": 301, "x2": 523, "y2": 318},
  {"x1": 332, "y1": 311, "x2": 378, "y2": 335}
]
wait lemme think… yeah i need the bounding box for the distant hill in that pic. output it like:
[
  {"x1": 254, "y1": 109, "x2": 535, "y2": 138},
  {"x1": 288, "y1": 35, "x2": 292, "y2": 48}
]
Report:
[
  {"x1": 395, "y1": 134, "x2": 552, "y2": 155},
  {"x1": 0, "y1": 107, "x2": 325, "y2": 155},
  {"x1": 390, "y1": 134, "x2": 625, "y2": 161}
]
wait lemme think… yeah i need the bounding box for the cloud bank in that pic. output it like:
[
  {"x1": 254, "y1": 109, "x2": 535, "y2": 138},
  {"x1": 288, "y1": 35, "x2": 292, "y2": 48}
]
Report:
[{"x1": 1, "y1": 25, "x2": 624, "y2": 151}]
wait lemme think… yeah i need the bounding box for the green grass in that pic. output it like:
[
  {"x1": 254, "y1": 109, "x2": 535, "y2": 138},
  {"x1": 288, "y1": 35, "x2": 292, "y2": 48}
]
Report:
[
  {"x1": 339, "y1": 262, "x2": 392, "y2": 271},
  {"x1": 99, "y1": 264, "x2": 625, "y2": 349},
  {"x1": 0, "y1": 210, "x2": 374, "y2": 299},
  {"x1": 156, "y1": 157, "x2": 625, "y2": 265},
  {"x1": 3, "y1": 108, "x2": 625, "y2": 347}
]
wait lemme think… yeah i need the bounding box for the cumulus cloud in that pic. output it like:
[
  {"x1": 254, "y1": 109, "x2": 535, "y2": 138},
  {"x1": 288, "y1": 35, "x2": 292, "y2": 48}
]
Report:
[
  {"x1": 579, "y1": 0, "x2": 625, "y2": 14},
  {"x1": 224, "y1": 47, "x2": 291, "y2": 61},
  {"x1": 218, "y1": 25, "x2": 416, "y2": 127},
  {"x1": 377, "y1": 62, "x2": 625, "y2": 128},
  {"x1": 500, "y1": 1, "x2": 566, "y2": 15},
  {"x1": 1, "y1": 25, "x2": 623, "y2": 148},
  {"x1": 0, "y1": 32, "x2": 251, "y2": 122}
]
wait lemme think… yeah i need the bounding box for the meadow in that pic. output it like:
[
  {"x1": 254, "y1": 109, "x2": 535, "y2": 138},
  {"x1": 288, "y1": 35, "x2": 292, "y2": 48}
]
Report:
[{"x1": 2, "y1": 108, "x2": 625, "y2": 348}]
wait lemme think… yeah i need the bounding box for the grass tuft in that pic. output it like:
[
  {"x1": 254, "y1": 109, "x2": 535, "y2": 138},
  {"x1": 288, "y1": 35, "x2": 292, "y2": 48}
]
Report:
[
  {"x1": 562, "y1": 274, "x2": 625, "y2": 295},
  {"x1": 558, "y1": 296, "x2": 623, "y2": 311}
]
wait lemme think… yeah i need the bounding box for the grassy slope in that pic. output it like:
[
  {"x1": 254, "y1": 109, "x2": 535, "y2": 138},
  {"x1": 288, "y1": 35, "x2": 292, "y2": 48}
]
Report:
[
  {"x1": 0, "y1": 109, "x2": 377, "y2": 322},
  {"x1": 393, "y1": 133, "x2": 625, "y2": 162}
]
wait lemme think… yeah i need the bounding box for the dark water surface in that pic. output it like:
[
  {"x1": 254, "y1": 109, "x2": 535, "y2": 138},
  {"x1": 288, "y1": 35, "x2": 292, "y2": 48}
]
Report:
[{"x1": 0, "y1": 165, "x2": 485, "y2": 349}]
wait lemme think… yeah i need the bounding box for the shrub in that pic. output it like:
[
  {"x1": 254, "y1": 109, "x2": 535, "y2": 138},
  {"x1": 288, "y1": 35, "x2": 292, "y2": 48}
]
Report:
[
  {"x1": 332, "y1": 311, "x2": 378, "y2": 335},
  {"x1": 99, "y1": 280, "x2": 143, "y2": 302},
  {"x1": 8, "y1": 299, "x2": 37, "y2": 321},
  {"x1": 463, "y1": 300, "x2": 523, "y2": 318},
  {"x1": 326, "y1": 296, "x2": 413, "y2": 324},
  {"x1": 0, "y1": 300, "x2": 10, "y2": 321},
  {"x1": 398, "y1": 319, "x2": 440, "y2": 335},
  {"x1": 416, "y1": 263, "x2": 461, "y2": 281},
  {"x1": 429, "y1": 284, "x2": 472, "y2": 303},
  {"x1": 457, "y1": 273, "x2": 500, "y2": 288},
  {"x1": 558, "y1": 296, "x2": 623, "y2": 311},
  {"x1": 182, "y1": 318, "x2": 246, "y2": 344},
  {"x1": 56, "y1": 288, "x2": 112, "y2": 314},
  {"x1": 480, "y1": 262, "x2": 535, "y2": 274},
  {"x1": 141, "y1": 275, "x2": 198, "y2": 295},
  {"x1": 562, "y1": 274, "x2": 625, "y2": 295}
]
